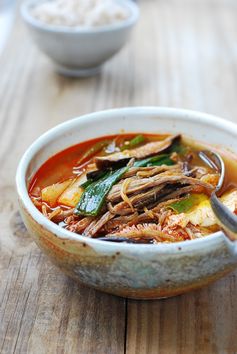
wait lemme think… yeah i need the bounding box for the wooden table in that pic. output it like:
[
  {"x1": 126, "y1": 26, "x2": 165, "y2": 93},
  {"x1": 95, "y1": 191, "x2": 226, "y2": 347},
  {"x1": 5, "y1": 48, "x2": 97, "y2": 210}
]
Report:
[{"x1": 1, "y1": 1, "x2": 237, "y2": 353}]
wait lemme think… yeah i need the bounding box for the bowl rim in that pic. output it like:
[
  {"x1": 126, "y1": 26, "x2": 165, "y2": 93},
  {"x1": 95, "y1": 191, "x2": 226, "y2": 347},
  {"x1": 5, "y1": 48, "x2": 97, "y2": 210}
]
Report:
[
  {"x1": 16, "y1": 106, "x2": 237, "y2": 253},
  {"x1": 21, "y1": 0, "x2": 140, "y2": 34}
]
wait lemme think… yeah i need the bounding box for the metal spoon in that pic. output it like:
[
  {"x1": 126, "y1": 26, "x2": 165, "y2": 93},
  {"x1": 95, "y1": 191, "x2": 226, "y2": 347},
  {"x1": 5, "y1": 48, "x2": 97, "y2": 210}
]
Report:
[{"x1": 199, "y1": 150, "x2": 237, "y2": 241}]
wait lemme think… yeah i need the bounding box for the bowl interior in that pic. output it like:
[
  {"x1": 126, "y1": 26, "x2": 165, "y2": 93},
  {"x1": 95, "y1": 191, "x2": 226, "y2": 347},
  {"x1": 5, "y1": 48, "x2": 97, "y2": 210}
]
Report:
[
  {"x1": 16, "y1": 107, "x2": 237, "y2": 250},
  {"x1": 24, "y1": 107, "x2": 237, "y2": 184}
]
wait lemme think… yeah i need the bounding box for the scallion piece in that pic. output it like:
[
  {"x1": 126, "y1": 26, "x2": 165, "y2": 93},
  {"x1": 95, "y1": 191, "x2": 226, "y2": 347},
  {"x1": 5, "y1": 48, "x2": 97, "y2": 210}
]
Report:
[
  {"x1": 77, "y1": 140, "x2": 111, "y2": 165},
  {"x1": 121, "y1": 134, "x2": 145, "y2": 151},
  {"x1": 168, "y1": 193, "x2": 208, "y2": 213},
  {"x1": 169, "y1": 141, "x2": 187, "y2": 155},
  {"x1": 76, "y1": 166, "x2": 128, "y2": 216},
  {"x1": 134, "y1": 154, "x2": 174, "y2": 167}
]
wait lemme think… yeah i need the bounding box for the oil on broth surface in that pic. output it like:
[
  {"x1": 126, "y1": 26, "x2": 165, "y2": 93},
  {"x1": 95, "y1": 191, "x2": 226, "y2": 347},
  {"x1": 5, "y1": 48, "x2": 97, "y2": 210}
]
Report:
[{"x1": 28, "y1": 133, "x2": 237, "y2": 243}]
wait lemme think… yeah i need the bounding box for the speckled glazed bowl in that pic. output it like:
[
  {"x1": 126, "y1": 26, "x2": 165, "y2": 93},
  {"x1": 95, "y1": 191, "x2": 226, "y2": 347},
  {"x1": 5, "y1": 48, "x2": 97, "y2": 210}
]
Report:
[{"x1": 16, "y1": 107, "x2": 237, "y2": 299}]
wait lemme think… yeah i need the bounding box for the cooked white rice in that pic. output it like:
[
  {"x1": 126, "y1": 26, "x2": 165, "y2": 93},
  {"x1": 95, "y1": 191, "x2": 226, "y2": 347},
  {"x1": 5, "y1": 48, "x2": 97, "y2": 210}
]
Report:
[{"x1": 31, "y1": 0, "x2": 129, "y2": 28}]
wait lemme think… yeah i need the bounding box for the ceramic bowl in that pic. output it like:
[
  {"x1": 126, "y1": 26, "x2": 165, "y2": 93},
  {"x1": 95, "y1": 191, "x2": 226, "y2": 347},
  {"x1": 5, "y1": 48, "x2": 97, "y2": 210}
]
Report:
[
  {"x1": 21, "y1": 0, "x2": 139, "y2": 77},
  {"x1": 16, "y1": 107, "x2": 237, "y2": 299}
]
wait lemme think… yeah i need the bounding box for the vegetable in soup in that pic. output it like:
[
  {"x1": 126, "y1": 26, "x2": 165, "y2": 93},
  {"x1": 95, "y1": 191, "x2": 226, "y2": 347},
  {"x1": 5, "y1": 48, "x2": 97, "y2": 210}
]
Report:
[{"x1": 29, "y1": 133, "x2": 237, "y2": 244}]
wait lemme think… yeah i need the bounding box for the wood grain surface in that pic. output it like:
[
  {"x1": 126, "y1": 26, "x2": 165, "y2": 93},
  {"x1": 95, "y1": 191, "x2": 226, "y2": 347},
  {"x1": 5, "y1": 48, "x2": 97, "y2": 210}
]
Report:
[{"x1": 1, "y1": 0, "x2": 237, "y2": 353}]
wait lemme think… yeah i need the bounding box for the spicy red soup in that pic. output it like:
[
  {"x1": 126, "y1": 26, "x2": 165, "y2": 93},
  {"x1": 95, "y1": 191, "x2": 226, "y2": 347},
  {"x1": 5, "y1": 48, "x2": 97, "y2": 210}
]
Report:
[{"x1": 29, "y1": 133, "x2": 237, "y2": 243}]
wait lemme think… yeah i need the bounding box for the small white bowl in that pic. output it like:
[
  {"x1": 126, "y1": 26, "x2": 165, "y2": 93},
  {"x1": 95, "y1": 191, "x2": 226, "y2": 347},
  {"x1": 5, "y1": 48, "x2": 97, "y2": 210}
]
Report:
[
  {"x1": 21, "y1": 0, "x2": 139, "y2": 77},
  {"x1": 16, "y1": 107, "x2": 237, "y2": 299}
]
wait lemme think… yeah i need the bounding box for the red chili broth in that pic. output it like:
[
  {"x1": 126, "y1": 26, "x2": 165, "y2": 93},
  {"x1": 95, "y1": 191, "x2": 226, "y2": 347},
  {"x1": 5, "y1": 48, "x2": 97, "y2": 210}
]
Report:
[{"x1": 29, "y1": 133, "x2": 237, "y2": 200}]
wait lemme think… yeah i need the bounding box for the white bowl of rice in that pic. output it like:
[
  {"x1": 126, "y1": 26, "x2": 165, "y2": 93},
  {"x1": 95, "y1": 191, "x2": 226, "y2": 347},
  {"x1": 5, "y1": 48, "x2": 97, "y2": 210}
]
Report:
[{"x1": 21, "y1": 0, "x2": 139, "y2": 77}]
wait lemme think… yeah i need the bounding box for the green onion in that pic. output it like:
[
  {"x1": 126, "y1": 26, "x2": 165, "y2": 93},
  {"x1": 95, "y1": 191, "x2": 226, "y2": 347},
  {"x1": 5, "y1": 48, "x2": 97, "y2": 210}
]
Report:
[
  {"x1": 80, "y1": 170, "x2": 109, "y2": 189},
  {"x1": 80, "y1": 179, "x2": 94, "y2": 189},
  {"x1": 169, "y1": 141, "x2": 187, "y2": 155},
  {"x1": 121, "y1": 135, "x2": 145, "y2": 151},
  {"x1": 134, "y1": 154, "x2": 174, "y2": 167},
  {"x1": 76, "y1": 166, "x2": 128, "y2": 216},
  {"x1": 77, "y1": 140, "x2": 111, "y2": 165},
  {"x1": 168, "y1": 193, "x2": 207, "y2": 213}
]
